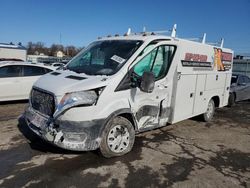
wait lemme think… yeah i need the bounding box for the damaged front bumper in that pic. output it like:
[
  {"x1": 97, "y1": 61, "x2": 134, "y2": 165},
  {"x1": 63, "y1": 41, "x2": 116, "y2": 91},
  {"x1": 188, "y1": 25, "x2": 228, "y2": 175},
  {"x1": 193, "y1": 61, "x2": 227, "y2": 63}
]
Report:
[{"x1": 23, "y1": 106, "x2": 105, "y2": 151}]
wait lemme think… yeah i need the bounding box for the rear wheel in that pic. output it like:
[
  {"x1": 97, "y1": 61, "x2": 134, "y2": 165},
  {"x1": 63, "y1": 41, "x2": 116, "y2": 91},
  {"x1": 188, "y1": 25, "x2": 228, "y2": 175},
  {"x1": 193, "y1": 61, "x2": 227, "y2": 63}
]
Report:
[
  {"x1": 202, "y1": 99, "x2": 215, "y2": 122},
  {"x1": 228, "y1": 93, "x2": 235, "y2": 107},
  {"x1": 99, "y1": 116, "x2": 135, "y2": 158}
]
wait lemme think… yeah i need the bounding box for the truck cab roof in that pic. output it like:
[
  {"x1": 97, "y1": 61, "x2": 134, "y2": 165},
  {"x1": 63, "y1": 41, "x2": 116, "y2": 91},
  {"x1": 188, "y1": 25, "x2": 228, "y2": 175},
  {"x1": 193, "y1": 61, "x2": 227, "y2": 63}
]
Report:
[{"x1": 98, "y1": 33, "x2": 232, "y2": 53}]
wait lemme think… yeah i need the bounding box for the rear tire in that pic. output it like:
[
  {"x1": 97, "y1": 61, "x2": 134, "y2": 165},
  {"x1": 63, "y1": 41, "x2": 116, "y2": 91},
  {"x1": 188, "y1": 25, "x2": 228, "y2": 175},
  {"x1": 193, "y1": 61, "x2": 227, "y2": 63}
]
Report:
[
  {"x1": 228, "y1": 93, "x2": 235, "y2": 107},
  {"x1": 99, "y1": 116, "x2": 135, "y2": 158},
  {"x1": 202, "y1": 99, "x2": 215, "y2": 122}
]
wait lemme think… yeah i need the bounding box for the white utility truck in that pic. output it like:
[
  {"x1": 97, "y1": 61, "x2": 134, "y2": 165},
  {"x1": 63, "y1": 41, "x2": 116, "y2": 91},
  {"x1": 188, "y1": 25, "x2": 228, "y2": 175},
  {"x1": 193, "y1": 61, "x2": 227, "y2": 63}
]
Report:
[
  {"x1": 23, "y1": 25, "x2": 233, "y2": 157},
  {"x1": 0, "y1": 43, "x2": 27, "y2": 61}
]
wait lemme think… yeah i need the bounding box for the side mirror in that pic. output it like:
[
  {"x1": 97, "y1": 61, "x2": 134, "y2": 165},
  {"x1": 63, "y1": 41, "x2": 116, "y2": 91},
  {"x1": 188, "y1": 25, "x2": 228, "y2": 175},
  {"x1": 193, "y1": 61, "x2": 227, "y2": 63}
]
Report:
[{"x1": 140, "y1": 71, "x2": 155, "y2": 93}]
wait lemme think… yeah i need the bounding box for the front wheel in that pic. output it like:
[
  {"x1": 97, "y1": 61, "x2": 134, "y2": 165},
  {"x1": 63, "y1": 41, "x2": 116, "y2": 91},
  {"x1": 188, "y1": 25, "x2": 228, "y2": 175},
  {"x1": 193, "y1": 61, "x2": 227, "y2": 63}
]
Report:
[
  {"x1": 202, "y1": 99, "x2": 215, "y2": 122},
  {"x1": 228, "y1": 93, "x2": 235, "y2": 107},
  {"x1": 99, "y1": 116, "x2": 135, "y2": 158}
]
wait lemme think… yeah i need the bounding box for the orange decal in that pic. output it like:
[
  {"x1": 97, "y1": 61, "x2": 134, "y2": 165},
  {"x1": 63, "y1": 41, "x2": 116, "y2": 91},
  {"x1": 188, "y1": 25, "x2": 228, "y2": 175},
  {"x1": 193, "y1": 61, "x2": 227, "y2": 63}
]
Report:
[{"x1": 214, "y1": 48, "x2": 225, "y2": 71}]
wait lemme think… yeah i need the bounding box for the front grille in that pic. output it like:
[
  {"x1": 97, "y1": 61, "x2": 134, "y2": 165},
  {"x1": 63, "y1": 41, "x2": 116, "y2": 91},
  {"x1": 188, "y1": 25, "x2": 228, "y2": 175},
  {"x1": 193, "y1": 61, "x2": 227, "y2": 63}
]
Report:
[{"x1": 30, "y1": 88, "x2": 55, "y2": 117}]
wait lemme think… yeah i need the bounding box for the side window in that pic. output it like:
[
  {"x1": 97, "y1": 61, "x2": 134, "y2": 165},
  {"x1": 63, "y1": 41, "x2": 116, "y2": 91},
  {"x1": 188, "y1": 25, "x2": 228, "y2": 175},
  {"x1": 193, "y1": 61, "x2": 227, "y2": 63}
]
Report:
[
  {"x1": 23, "y1": 66, "x2": 47, "y2": 76},
  {"x1": 44, "y1": 68, "x2": 53, "y2": 73},
  {"x1": 0, "y1": 65, "x2": 22, "y2": 78},
  {"x1": 238, "y1": 76, "x2": 244, "y2": 84},
  {"x1": 246, "y1": 76, "x2": 250, "y2": 83},
  {"x1": 133, "y1": 48, "x2": 157, "y2": 77},
  {"x1": 0, "y1": 67, "x2": 8, "y2": 77},
  {"x1": 141, "y1": 44, "x2": 155, "y2": 55},
  {"x1": 243, "y1": 76, "x2": 250, "y2": 83},
  {"x1": 133, "y1": 45, "x2": 175, "y2": 79}
]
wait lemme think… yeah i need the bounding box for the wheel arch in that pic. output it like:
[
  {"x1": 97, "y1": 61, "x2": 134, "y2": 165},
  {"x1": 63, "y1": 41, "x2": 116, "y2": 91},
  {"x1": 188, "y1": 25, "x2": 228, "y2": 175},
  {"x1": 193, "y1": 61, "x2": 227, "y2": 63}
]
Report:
[
  {"x1": 232, "y1": 92, "x2": 237, "y2": 102},
  {"x1": 103, "y1": 109, "x2": 138, "y2": 132},
  {"x1": 211, "y1": 95, "x2": 220, "y2": 107}
]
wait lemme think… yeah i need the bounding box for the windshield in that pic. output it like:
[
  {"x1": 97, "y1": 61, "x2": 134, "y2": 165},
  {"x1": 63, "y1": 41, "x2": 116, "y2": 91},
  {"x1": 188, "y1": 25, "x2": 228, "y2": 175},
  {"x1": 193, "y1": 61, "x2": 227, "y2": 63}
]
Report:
[
  {"x1": 231, "y1": 75, "x2": 238, "y2": 84},
  {"x1": 66, "y1": 40, "x2": 142, "y2": 75}
]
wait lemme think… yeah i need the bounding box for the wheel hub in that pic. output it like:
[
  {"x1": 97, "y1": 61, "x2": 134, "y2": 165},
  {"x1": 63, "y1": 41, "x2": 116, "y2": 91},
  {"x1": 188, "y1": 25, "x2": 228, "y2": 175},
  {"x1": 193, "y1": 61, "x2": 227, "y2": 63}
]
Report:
[
  {"x1": 206, "y1": 101, "x2": 214, "y2": 118},
  {"x1": 107, "y1": 125, "x2": 130, "y2": 153}
]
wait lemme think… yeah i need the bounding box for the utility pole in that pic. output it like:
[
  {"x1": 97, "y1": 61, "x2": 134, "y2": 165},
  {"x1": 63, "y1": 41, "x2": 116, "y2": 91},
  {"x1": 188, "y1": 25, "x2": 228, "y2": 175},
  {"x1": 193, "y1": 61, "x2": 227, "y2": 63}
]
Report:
[{"x1": 60, "y1": 33, "x2": 62, "y2": 45}]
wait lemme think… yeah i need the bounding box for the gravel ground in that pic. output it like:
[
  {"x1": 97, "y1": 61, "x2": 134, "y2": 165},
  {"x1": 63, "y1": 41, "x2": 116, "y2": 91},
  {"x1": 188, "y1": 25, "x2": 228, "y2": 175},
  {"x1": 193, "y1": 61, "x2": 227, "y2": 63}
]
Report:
[{"x1": 0, "y1": 101, "x2": 249, "y2": 188}]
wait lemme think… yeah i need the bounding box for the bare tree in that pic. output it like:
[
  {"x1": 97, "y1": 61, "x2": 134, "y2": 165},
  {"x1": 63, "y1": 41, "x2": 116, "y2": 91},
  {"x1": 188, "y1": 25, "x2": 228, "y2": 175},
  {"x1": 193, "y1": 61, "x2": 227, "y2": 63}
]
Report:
[{"x1": 26, "y1": 42, "x2": 82, "y2": 57}]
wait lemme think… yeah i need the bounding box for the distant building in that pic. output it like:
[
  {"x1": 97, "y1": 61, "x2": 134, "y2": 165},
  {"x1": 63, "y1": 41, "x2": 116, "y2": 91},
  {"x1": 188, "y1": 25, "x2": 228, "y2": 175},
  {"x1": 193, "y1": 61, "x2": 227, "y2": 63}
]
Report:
[
  {"x1": 233, "y1": 55, "x2": 250, "y2": 77},
  {"x1": 0, "y1": 43, "x2": 27, "y2": 61},
  {"x1": 56, "y1": 50, "x2": 65, "y2": 58}
]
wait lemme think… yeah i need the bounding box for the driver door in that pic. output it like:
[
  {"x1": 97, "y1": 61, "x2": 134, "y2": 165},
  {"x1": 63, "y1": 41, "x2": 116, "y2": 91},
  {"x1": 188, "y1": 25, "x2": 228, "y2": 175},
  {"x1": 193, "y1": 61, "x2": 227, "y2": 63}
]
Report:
[
  {"x1": 237, "y1": 76, "x2": 248, "y2": 101},
  {"x1": 129, "y1": 44, "x2": 176, "y2": 131}
]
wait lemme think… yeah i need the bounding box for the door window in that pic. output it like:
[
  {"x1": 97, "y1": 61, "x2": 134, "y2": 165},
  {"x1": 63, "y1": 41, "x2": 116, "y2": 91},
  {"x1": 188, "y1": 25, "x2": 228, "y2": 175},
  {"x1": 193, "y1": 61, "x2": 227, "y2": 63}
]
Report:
[
  {"x1": 0, "y1": 65, "x2": 22, "y2": 78},
  {"x1": 133, "y1": 48, "x2": 157, "y2": 77},
  {"x1": 238, "y1": 76, "x2": 245, "y2": 85},
  {"x1": 23, "y1": 66, "x2": 51, "y2": 76},
  {"x1": 133, "y1": 45, "x2": 175, "y2": 80},
  {"x1": 243, "y1": 76, "x2": 250, "y2": 83}
]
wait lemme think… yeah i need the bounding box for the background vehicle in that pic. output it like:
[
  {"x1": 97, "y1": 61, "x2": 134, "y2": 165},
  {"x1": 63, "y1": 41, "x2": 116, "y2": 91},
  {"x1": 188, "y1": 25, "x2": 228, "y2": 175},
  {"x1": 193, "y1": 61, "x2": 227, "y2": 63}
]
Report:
[
  {"x1": 228, "y1": 74, "x2": 250, "y2": 106},
  {"x1": 24, "y1": 25, "x2": 234, "y2": 157},
  {"x1": 0, "y1": 61, "x2": 55, "y2": 101},
  {"x1": 51, "y1": 62, "x2": 65, "y2": 68}
]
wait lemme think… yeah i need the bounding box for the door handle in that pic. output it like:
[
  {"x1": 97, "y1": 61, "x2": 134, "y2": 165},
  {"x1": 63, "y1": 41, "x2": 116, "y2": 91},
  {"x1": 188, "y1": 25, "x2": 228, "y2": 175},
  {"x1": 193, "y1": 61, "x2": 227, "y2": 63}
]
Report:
[
  {"x1": 190, "y1": 93, "x2": 194, "y2": 98},
  {"x1": 157, "y1": 84, "x2": 168, "y2": 89}
]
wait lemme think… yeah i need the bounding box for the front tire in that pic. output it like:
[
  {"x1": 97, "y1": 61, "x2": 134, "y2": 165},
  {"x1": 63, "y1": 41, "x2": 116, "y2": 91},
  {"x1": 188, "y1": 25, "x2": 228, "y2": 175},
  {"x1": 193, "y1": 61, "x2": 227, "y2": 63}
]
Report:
[
  {"x1": 202, "y1": 99, "x2": 215, "y2": 122},
  {"x1": 228, "y1": 93, "x2": 235, "y2": 107},
  {"x1": 99, "y1": 116, "x2": 135, "y2": 158}
]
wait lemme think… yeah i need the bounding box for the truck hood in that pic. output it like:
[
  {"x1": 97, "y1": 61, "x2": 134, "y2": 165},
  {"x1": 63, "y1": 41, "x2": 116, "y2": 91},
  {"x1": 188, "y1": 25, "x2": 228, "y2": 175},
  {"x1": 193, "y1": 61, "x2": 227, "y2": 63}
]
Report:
[{"x1": 33, "y1": 70, "x2": 110, "y2": 96}]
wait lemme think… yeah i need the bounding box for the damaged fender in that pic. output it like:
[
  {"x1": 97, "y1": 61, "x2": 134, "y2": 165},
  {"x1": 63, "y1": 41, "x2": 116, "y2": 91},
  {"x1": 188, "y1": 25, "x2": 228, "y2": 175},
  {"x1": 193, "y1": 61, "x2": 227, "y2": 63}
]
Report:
[{"x1": 24, "y1": 106, "x2": 137, "y2": 151}]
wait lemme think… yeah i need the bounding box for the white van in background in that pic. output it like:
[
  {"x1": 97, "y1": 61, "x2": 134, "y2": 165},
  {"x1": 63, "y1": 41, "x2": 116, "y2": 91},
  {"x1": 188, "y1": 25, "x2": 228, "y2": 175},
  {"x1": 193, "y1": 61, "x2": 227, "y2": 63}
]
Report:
[{"x1": 23, "y1": 25, "x2": 233, "y2": 157}]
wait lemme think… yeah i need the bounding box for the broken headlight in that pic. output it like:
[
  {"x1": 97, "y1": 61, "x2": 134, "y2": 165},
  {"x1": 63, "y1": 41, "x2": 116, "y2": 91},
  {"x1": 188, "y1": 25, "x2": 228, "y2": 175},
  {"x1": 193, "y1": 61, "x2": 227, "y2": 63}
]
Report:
[{"x1": 54, "y1": 88, "x2": 104, "y2": 118}]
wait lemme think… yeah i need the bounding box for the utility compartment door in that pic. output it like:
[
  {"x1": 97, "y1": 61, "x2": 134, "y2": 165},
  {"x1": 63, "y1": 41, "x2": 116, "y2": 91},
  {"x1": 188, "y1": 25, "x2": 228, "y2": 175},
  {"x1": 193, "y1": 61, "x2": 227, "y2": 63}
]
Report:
[
  {"x1": 193, "y1": 74, "x2": 207, "y2": 115},
  {"x1": 172, "y1": 74, "x2": 196, "y2": 122}
]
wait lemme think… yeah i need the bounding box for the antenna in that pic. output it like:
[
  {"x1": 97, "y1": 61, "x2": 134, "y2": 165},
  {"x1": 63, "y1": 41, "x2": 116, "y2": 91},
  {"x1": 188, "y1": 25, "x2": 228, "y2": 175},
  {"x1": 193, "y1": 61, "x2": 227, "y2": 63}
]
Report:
[
  {"x1": 171, "y1": 24, "x2": 177, "y2": 38},
  {"x1": 60, "y1": 33, "x2": 62, "y2": 44},
  {"x1": 126, "y1": 28, "x2": 131, "y2": 36},
  {"x1": 202, "y1": 33, "x2": 206, "y2": 44},
  {"x1": 220, "y1": 38, "x2": 224, "y2": 48}
]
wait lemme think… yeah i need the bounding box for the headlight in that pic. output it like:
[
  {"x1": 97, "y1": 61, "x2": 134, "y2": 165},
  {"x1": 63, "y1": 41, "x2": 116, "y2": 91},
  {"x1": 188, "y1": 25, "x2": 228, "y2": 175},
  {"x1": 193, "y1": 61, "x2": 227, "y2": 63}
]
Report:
[{"x1": 54, "y1": 87, "x2": 104, "y2": 118}]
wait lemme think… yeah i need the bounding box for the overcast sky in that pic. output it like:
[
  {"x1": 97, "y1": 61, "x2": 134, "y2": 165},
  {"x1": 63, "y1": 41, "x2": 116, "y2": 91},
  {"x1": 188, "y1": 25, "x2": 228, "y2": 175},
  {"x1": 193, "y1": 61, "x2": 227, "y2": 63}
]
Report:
[{"x1": 1, "y1": 0, "x2": 250, "y2": 54}]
